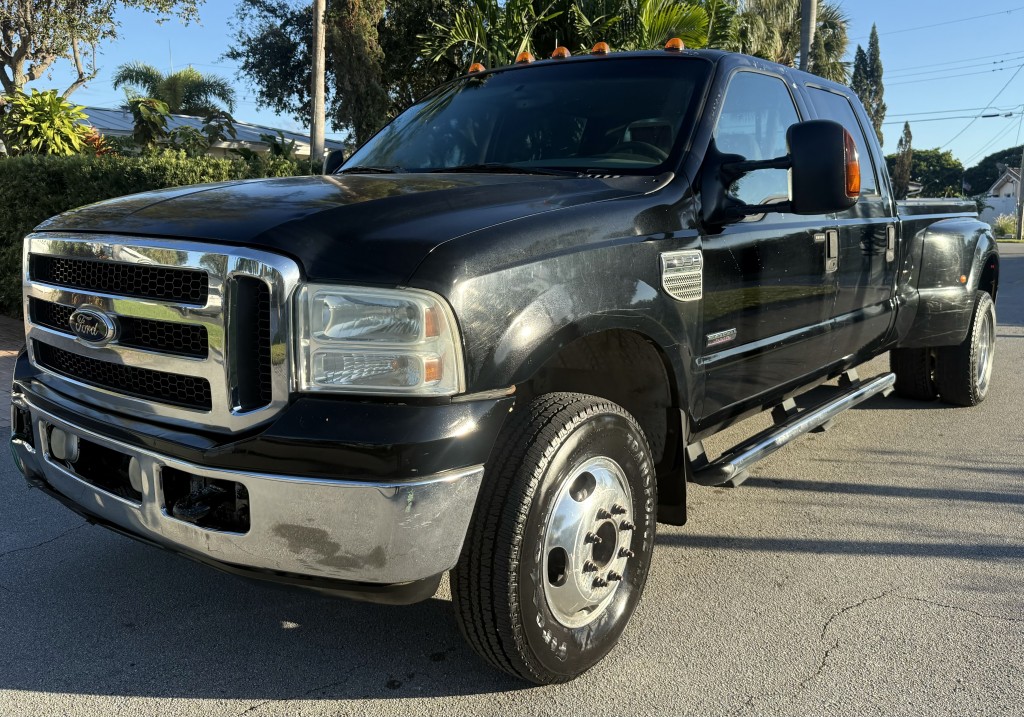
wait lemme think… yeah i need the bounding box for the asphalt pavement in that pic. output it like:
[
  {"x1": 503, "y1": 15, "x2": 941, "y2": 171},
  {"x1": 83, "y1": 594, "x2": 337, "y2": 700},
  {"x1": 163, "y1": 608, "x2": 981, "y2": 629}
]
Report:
[{"x1": 1, "y1": 245, "x2": 1022, "y2": 717}]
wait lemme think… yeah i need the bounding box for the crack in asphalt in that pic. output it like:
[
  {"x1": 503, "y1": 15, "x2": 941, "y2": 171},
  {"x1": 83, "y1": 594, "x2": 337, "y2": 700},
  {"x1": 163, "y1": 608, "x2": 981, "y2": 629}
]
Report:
[
  {"x1": 0, "y1": 522, "x2": 87, "y2": 562},
  {"x1": 895, "y1": 594, "x2": 1024, "y2": 624},
  {"x1": 729, "y1": 589, "x2": 894, "y2": 715},
  {"x1": 236, "y1": 663, "x2": 364, "y2": 716},
  {"x1": 731, "y1": 588, "x2": 1023, "y2": 714}
]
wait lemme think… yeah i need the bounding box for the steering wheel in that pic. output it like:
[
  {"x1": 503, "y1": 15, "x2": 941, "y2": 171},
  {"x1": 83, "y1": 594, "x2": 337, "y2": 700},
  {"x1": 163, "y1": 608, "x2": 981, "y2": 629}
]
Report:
[{"x1": 605, "y1": 141, "x2": 669, "y2": 161}]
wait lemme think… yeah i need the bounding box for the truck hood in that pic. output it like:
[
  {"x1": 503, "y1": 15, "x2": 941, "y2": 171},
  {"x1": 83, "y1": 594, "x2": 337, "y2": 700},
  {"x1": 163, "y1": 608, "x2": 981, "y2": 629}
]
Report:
[{"x1": 36, "y1": 173, "x2": 660, "y2": 284}]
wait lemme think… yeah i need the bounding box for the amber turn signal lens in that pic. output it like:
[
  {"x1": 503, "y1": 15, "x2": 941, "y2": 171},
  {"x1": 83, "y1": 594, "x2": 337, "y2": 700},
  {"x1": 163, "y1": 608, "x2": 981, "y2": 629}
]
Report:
[
  {"x1": 591, "y1": 41, "x2": 611, "y2": 55},
  {"x1": 424, "y1": 357, "x2": 442, "y2": 384},
  {"x1": 467, "y1": 62, "x2": 486, "y2": 74},
  {"x1": 515, "y1": 51, "x2": 535, "y2": 64},
  {"x1": 551, "y1": 46, "x2": 571, "y2": 59},
  {"x1": 843, "y1": 130, "x2": 861, "y2": 197},
  {"x1": 665, "y1": 37, "x2": 685, "y2": 52}
]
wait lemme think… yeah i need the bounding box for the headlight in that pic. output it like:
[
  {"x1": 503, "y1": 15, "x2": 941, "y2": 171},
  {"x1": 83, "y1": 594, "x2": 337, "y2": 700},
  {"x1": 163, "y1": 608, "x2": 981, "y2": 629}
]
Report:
[{"x1": 297, "y1": 284, "x2": 464, "y2": 396}]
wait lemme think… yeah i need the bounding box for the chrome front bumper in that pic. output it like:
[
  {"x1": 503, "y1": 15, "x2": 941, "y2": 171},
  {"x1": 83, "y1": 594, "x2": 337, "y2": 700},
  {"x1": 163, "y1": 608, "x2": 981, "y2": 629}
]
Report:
[{"x1": 10, "y1": 393, "x2": 484, "y2": 588}]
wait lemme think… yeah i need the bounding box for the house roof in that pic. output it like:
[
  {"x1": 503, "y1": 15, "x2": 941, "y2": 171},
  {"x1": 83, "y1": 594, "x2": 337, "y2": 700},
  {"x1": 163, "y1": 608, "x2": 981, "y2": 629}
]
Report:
[
  {"x1": 988, "y1": 167, "x2": 1021, "y2": 193},
  {"x1": 81, "y1": 106, "x2": 345, "y2": 152}
]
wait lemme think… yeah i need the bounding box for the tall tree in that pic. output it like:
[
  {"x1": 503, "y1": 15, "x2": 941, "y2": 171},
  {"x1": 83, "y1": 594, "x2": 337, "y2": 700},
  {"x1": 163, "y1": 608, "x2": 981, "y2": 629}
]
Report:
[
  {"x1": 851, "y1": 24, "x2": 885, "y2": 144},
  {"x1": 228, "y1": 1, "x2": 448, "y2": 146},
  {"x1": 0, "y1": 1, "x2": 202, "y2": 100},
  {"x1": 112, "y1": 63, "x2": 235, "y2": 115},
  {"x1": 726, "y1": 0, "x2": 849, "y2": 83},
  {"x1": 891, "y1": 122, "x2": 913, "y2": 199}
]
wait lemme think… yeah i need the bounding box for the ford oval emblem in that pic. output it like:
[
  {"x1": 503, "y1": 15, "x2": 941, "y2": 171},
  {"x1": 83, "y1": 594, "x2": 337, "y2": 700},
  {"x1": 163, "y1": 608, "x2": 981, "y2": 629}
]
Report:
[{"x1": 68, "y1": 307, "x2": 118, "y2": 347}]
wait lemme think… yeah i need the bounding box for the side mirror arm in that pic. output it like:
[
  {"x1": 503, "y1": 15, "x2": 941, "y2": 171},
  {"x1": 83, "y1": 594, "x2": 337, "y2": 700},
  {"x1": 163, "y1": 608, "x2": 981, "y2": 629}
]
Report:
[{"x1": 701, "y1": 141, "x2": 793, "y2": 226}]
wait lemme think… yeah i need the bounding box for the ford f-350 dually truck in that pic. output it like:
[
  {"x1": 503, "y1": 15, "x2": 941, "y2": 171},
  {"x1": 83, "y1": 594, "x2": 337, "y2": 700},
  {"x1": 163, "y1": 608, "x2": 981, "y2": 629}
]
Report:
[{"x1": 10, "y1": 45, "x2": 998, "y2": 684}]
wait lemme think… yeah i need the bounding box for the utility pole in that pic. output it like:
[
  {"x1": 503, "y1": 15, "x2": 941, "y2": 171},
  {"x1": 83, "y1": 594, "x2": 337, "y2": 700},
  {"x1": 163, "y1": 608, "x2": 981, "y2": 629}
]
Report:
[
  {"x1": 1016, "y1": 144, "x2": 1024, "y2": 241},
  {"x1": 800, "y1": 0, "x2": 817, "y2": 73},
  {"x1": 310, "y1": 0, "x2": 327, "y2": 169}
]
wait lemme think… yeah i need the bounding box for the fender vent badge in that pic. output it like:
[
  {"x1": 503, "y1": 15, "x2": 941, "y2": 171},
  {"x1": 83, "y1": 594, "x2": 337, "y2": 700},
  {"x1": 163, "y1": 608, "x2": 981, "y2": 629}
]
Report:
[{"x1": 660, "y1": 250, "x2": 703, "y2": 302}]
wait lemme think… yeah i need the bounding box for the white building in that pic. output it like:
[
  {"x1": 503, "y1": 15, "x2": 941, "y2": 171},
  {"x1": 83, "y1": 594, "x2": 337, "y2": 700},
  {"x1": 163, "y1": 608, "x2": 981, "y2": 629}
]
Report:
[
  {"x1": 980, "y1": 167, "x2": 1019, "y2": 227},
  {"x1": 82, "y1": 106, "x2": 345, "y2": 161}
]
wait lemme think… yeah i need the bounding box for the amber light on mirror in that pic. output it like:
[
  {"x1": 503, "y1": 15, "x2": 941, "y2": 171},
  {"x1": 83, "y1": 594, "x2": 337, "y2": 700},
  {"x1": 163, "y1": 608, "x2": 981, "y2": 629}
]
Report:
[{"x1": 843, "y1": 130, "x2": 861, "y2": 197}]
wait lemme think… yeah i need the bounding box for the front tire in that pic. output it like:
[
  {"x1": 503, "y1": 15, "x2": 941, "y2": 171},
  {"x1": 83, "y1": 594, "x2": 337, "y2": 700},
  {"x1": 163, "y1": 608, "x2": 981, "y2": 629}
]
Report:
[
  {"x1": 935, "y1": 291, "x2": 996, "y2": 407},
  {"x1": 451, "y1": 393, "x2": 656, "y2": 684}
]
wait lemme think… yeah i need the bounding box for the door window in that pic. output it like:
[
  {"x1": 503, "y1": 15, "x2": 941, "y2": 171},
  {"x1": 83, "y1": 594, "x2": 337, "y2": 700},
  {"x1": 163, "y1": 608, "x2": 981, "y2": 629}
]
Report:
[{"x1": 714, "y1": 72, "x2": 800, "y2": 206}]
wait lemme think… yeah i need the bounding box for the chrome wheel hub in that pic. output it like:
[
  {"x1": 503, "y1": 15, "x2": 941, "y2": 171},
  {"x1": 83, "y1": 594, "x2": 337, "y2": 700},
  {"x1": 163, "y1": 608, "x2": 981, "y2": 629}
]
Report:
[
  {"x1": 542, "y1": 456, "x2": 635, "y2": 628},
  {"x1": 976, "y1": 309, "x2": 994, "y2": 395}
]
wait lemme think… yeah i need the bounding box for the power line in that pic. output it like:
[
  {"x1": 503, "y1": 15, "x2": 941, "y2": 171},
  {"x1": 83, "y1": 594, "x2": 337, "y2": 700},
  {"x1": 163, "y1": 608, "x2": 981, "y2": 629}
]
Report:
[
  {"x1": 852, "y1": 6, "x2": 1024, "y2": 39},
  {"x1": 963, "y1": 119, "x2": 1020, "y2": 165},
  {"x1": 886, "y1": 50, "x2": 1024, "y2": 74},
  {"x1": 886, "y1": 55, "x2": 1024, "y2": 80},
  {"x1": 889, "y1": 64, "x2": 1024, "y2": 87},
  {"x1": 941, "y1": 63, "x2": 1024, "y2": 149},
  {"x1": 887, "y1": 105, "x2": 1021, "y2": 118},
  {"x1": 882, "y1": 113, "x2": 1019, "y2": 126}
]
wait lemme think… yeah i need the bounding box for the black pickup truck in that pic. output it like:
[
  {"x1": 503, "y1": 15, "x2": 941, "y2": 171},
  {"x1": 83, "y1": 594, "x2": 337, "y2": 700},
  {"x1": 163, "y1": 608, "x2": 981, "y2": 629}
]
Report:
[{"x1": 10, "y1": 47, "x2": 999, "y2": 684}]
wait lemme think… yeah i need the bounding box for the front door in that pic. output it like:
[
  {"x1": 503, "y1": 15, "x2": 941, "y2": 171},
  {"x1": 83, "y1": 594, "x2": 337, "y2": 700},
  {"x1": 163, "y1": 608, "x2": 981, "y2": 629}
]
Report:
[{"x1": 698, "y1": 70, "x2": 838, "y2": 420}]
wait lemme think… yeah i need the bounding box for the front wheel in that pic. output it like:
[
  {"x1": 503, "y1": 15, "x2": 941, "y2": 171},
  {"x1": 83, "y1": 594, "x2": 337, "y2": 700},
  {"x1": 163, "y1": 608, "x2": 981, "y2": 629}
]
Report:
[
  {"x1": 935, "y1": 291, "x2": 997, "y2": 406},
  {"x1": 451, "y1": 393, "x2": 656, "y2": 684}
]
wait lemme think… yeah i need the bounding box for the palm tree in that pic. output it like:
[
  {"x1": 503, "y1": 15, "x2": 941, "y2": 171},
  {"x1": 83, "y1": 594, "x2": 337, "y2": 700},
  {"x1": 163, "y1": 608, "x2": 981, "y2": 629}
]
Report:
[
  {"x1": 725, "y1": 0, "x2": 849, "y2": 82},
  {"x1": 112, "y1": 63, "x2": 236, "y2": 116},
  {"x1": 569, "y1": 1, "x2": 709, "y2": 52}
]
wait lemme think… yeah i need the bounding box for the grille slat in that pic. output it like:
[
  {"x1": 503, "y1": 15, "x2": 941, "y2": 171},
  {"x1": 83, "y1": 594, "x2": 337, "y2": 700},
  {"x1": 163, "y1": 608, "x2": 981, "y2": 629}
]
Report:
[
  {"x1": 30, "y1": 254, "x2": 208, "y2": 305},
  {"x1": 35, "y1": 343, "x2": 212, "y2": 411},
  {"x1": 30, "y1": 298, "x2": 208, "y2": 359}
]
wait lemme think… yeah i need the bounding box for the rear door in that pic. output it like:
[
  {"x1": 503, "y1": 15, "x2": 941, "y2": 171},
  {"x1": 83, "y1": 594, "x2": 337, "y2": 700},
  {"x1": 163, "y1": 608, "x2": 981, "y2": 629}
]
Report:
[
  {"x1": 698, "y1": 70, "x2": 838, "y2": 419},
  {"x1": 804, "y1": 86, "x2": 898, "y2": 361}
]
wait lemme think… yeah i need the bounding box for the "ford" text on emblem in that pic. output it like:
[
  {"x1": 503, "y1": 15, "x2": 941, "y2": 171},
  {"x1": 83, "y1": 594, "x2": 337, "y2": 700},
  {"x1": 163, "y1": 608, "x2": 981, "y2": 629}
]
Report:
[{"x1": 68, "y1": 307, "x2": 118, "y2": 347}]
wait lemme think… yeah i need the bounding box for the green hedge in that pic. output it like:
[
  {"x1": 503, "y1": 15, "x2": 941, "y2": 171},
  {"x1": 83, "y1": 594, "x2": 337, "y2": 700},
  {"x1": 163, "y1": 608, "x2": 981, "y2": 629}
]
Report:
[{"x1": 0, "y1": 152, "x2": 308, "y2": 316}]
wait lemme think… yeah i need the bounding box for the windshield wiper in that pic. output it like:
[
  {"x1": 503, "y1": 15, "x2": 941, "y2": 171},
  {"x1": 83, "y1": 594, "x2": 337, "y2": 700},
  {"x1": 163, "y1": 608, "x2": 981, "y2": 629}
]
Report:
[
  {"x1": 337, "y1": 165, "x2": 406, "y2": 174},
  {"x1": 429, "y1": 163, "x2": 579, "y2": 176}
]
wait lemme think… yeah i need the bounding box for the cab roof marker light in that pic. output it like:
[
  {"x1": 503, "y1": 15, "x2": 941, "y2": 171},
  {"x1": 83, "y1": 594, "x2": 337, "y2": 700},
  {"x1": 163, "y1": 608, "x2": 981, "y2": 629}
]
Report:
[
  {"x1": 665, "y1": 37, "x2": 685, "y2": 52},
  {"x1": 551, "y1": 46, "x2": 571, "y2": 59},
  {"x1": 591, "y1": 42, "x2": 611, "y2": 55},
  {"x1": 516, "y1": 51, "x2": 535, "y2": 64},
  {"x1": 467, "y1": 62, "x2": 486, "y2": 74}
]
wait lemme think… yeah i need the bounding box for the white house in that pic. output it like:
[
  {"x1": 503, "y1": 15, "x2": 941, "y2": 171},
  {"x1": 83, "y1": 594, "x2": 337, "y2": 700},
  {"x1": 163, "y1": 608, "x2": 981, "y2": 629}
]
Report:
[
  {"x1": 81, "y1": 106, "x2": 345, "y2": 161},
  {"x1": 980, "y1": 167, "x2": 1019, "y2": 226}
]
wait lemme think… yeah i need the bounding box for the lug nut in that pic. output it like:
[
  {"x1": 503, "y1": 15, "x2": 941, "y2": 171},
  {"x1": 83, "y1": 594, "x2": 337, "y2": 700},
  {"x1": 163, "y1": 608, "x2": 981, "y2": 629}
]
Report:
[
  {"x1": 618, "y1": 548, "x2": 635, "y2": 559},
  {"x1": 607, "y1": 571, "x2": 623, "y2": 582},
  {"x1": 611, "y1": 504, "x2": 628, "y2": 515},
  {"x1": 592, "y1": 577, "x2": 609, "y2": 588},
  {"x1": 582, "y1": 560, "x2": 598, "y2": 573},
  {"x1": 596, "y1": 508, "x2": 612, "y2": 519},
  {"x1": 585, "y1": 532, "x2": 602, "y2": 544},
  {"x1": 619, "y1": 521, "x2": 635, "y2": 531}
]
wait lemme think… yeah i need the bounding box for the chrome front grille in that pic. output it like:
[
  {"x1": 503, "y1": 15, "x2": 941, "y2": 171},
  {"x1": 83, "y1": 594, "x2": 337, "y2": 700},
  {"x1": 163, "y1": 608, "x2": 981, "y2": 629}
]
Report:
[{"x1": 23, "y1": 233, "x2": 301, "y2": 432}]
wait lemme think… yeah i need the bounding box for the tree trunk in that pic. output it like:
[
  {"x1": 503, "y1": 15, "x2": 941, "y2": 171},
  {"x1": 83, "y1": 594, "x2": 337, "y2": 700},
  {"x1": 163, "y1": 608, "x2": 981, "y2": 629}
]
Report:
[
  {"x1": 310, "y1": 0, "x2": 327, "y2": 169},
  {"x1": 800, "y1": 0, "x2": 817, "y2": 72}
]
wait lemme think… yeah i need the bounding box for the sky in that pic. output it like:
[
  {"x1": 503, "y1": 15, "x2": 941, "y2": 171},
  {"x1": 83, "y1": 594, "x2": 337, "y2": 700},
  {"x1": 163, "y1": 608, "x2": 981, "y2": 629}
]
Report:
[{"x1": 39, "y1": 1, "x2": 1024, "y2": 177}]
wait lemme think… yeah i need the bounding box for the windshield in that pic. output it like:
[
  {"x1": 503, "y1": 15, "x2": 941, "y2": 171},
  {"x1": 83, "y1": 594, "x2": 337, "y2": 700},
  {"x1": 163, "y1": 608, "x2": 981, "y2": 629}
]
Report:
[{"x1": 343, "y1": 57, "x2": 711, "y2": 175}]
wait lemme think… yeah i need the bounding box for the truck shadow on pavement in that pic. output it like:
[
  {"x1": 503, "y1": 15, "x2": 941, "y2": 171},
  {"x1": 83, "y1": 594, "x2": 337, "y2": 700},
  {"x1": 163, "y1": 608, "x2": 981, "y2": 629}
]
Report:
[{"x1": 0, "y1": 524, "x2": 529, "y2": 701}]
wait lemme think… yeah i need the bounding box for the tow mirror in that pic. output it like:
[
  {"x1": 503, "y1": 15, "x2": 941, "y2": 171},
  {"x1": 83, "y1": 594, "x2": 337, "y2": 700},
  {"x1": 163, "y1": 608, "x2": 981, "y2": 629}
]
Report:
[
  {"x1": 788, "y1": 120, "x2": 860, "y2": 215},
  {"x1": 323, "y1": 148, "x2": 346, "y2": 175},
  {"x1": 701, "y1": 119, "x2": 859, "y2": 226}
]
